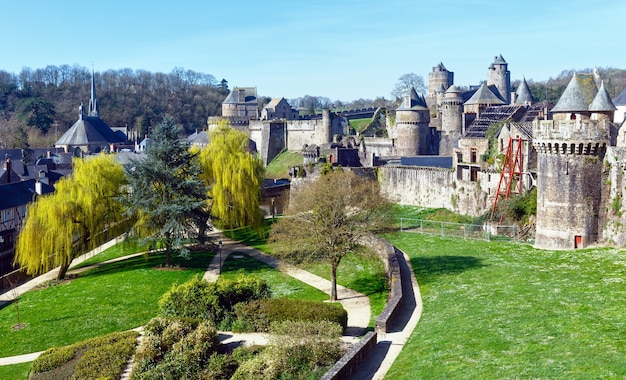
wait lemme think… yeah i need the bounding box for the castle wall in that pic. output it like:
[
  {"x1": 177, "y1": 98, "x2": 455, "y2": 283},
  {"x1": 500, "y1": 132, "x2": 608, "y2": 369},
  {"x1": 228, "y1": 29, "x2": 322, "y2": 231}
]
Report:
[{"x1": 378, "y1": 165, "x2": 491, "y2": 217}]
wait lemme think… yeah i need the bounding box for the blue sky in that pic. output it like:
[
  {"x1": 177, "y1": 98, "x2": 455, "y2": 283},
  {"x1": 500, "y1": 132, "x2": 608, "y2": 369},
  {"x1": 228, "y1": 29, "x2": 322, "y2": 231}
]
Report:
[{"x1": 2, "y1": 0, "x2": 625, "y2": 101}]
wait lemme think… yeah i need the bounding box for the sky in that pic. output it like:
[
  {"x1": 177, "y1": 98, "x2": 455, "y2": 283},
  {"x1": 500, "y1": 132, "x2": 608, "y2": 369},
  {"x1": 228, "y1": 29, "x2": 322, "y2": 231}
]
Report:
[{"x1": 2, "y1": 0, "x2": 626, "y2": 102}]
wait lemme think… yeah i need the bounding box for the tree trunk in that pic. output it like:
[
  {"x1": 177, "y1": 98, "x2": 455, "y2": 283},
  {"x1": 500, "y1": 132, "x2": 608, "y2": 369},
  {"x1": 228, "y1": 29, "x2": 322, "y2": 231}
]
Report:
[
  {"x1": 165, "y1": 244, "x2": 172, "y2": 266},
  {"x1": 57, "y1": 263, "x2": 70, "y2": 281},
  {"x1": 197, "y1": 222, "x2": 206, "y2": 245},
  {"x1": 330, "y1": 263, "x2": 338, "y2": 301}
]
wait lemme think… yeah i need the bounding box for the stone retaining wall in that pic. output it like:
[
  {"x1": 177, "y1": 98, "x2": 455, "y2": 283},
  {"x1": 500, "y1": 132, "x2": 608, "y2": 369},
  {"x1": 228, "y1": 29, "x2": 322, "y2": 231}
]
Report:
[{"x1": 321, "y1": 235, "x2": 404, "y2": 378}]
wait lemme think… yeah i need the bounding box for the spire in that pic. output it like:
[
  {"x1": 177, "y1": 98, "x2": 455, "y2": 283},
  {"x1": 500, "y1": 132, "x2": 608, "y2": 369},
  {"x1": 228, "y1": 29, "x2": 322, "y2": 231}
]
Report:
[
  {"x1": 551, "y1": 73, "x2": 589, "y2": 113},
  {"x1": 515, "y1": 77, "x2": 534, "y2": 104},
  {"x1": 88, "y1": 69, "x2": 98, "y2": 117},
  {"x1": 589, "y1": 80, "x2": 617, "y2": 112}
]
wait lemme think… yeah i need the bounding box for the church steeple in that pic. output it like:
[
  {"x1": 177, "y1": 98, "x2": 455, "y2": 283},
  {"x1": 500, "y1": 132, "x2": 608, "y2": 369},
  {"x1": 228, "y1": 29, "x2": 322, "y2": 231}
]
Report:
[{"x1": 88, "y1": 69, "x2": 98, "y2": 117}]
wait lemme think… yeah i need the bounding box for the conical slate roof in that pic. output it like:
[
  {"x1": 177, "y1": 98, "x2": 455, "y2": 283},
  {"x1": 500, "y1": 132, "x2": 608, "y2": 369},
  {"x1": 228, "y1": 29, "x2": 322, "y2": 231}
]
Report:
[
  {"x1": 589, "y1": 81, "x2": 616, "y2": 111},
  {"x1": 445, "y1": 85, "x2": 463, "y2": 94},
  {"x1": 515, "y1": 77, "x2": 534, "y2": 104},
  {"x1": 55, "y1": 114, "x2": 125, "y2": 146},
  {"x1": 397, "y1": 86, "x2": 428, "y2": 111},
  {"x1": 493, "y1": 54, "x2": 507, "y2": 65},
  {"x1": 464, "y1": 83, "x2": 505, "y2": 105},
  {"x1": 614, "y1": 87, "x2": 626, "y2": 106},
  {"x1": 551, "y1": 73, "x2": 590, "y2": 112}
]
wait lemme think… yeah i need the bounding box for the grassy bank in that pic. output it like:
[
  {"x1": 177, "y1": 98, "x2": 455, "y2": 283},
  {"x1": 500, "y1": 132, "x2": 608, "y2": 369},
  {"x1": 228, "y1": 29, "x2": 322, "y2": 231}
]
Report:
[{"x1": 383, "y1": 231, "x2": 626, "y2": 378}]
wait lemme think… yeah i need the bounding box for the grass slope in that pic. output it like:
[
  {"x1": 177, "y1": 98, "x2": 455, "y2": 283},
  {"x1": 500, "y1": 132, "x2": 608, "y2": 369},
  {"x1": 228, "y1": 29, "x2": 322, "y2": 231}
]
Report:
[
  {"x1": 383, "y1": 232, "x2": 626, "y2": 379},
  {"x1": 0, "y1": 250, "x2": 213, "y2": 357},
  {"x1": 264, "y1": 150, "x2": 303, "y2": 179}
]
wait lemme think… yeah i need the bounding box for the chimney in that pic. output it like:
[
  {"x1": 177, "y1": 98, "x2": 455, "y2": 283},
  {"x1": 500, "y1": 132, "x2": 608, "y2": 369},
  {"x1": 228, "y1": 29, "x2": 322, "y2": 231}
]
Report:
[
  {"x1": 35, "y1": 180, "x2": 42, "y2": 195},
  {"x1": 238, "y1": 89, "x2": 245, "y2": 102},
  {"x1": 4, "y1": 158, "x2": 11, "y2": 183}
]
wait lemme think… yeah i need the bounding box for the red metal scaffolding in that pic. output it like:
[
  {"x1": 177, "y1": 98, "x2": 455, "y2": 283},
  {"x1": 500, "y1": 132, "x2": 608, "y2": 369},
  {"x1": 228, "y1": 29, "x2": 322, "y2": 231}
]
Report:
[{"x1": 490, "y1": 137, "x2": 524, "y2": 223}]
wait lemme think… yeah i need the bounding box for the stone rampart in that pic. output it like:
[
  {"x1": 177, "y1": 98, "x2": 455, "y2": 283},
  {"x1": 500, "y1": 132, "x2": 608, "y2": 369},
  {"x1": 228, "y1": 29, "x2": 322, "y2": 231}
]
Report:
[{"x1": 379, "y1": 165, "x2": 491, "y2": 217}]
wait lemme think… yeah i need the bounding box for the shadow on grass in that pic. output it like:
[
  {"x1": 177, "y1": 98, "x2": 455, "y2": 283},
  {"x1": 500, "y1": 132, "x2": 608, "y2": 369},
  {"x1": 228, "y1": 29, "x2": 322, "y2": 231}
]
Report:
[
  {"x1": 410, "y1": 255, "x2": 486, "y2": 285},
  {"x1": 78, "y1": 250, "x2": 215, "y2": 278}
]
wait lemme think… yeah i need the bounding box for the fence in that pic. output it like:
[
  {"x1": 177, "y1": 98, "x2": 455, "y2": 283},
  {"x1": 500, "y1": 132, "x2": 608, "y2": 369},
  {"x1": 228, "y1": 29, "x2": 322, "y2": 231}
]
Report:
[{"x1": 399, "y1": 218, "x2": 521, "y2": 242}]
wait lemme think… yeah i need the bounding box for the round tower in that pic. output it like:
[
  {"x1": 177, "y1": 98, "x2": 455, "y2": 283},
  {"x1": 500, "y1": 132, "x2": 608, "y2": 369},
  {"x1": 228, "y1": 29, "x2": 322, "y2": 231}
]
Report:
[
  {"x1": 428, "y1": 62, "x2": 454, "y2": 105},
  {"x1": 439, "y1": 85, "x2": 464, "y2": 155},
  {"x1": 532, "y1": 74, "x2": 611, "y2": 250},
  {"x1": 393, "y1": 87, "x2": 430, "y2": 156},
  {"x1": 487, "y1": 54, "x2": 511, "y2": 104}
]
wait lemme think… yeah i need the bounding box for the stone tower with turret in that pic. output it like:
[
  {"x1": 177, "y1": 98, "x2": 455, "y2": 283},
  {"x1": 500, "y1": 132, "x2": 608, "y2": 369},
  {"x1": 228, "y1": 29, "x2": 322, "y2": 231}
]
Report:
[
  {"x1": 532, "y1": 73, "x2": 616, "y2": 250},
  {"x1": 487, "y1": 54, "x2": 511, "y2": 104},
  {"x1": 439, "y1": 85, "x2": 464, "y2": 155},
  {"x1": 391, "y1": 87, "x2": 431, "y2": 156}
]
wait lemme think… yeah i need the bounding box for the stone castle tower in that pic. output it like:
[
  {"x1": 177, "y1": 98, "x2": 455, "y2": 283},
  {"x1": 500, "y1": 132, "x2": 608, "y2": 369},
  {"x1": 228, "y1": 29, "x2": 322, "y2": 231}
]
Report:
[
  {"x1": 532, "y1": 74, "x2": 616, "y2": 250},
  {"x1": 428, "y1": 62, "x2": 454, "y2": 105},
  {"x1": 439, "y1": 85, "x2": 464, "y2": 155},
  {"x1": 392, "y1": 87, "x2": 431, "y2": 156},
  {"x1": 487, "y1": 54, "x2": 511, "y2": 104}
]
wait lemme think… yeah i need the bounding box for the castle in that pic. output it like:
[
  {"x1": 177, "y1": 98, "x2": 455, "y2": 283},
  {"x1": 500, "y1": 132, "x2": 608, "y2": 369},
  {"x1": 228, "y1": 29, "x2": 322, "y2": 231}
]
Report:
[{"x1": 211, "y1": 56, "x2": 626, "y2": 250}]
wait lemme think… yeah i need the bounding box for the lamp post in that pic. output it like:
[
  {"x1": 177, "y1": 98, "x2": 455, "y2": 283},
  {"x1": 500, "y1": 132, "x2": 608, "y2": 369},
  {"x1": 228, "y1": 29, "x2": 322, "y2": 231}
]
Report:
[{"x1": 218, "y1": 240, "x2": 223, "y2": 274}]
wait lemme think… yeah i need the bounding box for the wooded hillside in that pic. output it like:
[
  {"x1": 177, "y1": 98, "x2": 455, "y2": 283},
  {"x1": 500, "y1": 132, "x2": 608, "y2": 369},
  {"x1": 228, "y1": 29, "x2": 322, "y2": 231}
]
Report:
[{"x1": 0, "y1": 65, "x2": 228, "y2": 148}]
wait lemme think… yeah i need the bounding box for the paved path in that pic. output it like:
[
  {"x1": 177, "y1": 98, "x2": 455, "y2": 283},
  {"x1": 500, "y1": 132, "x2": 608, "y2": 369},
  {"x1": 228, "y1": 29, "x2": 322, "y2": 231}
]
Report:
[
  {"x1": 348, "y1": 248, "x2": 423, "y2": 379},
  {"x1": 0, "y1": 236, "x2": 422, "y2": 380}
]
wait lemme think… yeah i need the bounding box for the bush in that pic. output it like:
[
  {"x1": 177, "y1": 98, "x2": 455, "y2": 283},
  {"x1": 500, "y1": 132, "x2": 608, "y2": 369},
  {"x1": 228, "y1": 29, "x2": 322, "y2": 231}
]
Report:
[
  {"x1": 231, "y1": 320, "x2": 343, "y2": 380},
  {"x1": 30, "y1": 330, "x2": 139, "y2": 380},
  {"x1": 233, "y1": 298, "x2": 347, "y2": 332},
  {"x1": 158, "y1": 275, "x2": 271, "y2": 326},
  {"x1": 131, "y1": 318, "x2": 220, "y2": 380}
]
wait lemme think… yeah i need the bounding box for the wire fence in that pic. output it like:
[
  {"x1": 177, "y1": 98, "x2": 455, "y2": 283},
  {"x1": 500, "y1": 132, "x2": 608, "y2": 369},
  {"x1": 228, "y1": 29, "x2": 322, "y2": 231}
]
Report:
[{"x1": 399, "y1": 218, "x2": 523, "y2": 242}]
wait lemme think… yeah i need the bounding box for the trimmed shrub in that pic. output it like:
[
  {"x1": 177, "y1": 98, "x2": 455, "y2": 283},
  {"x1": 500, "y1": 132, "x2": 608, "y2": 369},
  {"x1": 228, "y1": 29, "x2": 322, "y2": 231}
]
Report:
[
  {"x1": 131, "y1": 318, "x2": 220, "y2": 380},
  {"x1": 158, "y1": 275, "x2": 271, "y2": 326},
  {"x1": 231, "y1": 320, "x2": 343, "y2": 380},
  {"x1": 233, "y1": 298, "x2": 347, "y2": 332},
  {"x1": 30, "y1": 330, "x2": 139, "y2": 380}
]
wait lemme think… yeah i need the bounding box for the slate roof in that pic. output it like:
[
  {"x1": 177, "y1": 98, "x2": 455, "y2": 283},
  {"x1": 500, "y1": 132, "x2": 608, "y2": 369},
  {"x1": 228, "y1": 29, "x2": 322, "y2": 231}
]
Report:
[
  {"x1": 186, "y1": 130, "x2": 209, "y2": 145},
  {"x1": 551, "y1": 73, "x2": 597, "y2": 112},
  {"x1": 396, "y1": 87, "x2": 428, "y2": 111},
  {"x1": 464, "y1": 84, "x2": 506, "y2": 106},
  {"x1": 464, "y1": 104, "x2": 525, "y2": 138},
  {"x1": 0, "y1": 179, "x2": 54, "y2": 210},
  {"x1": 515, "y1": 77, "x2": 534, "y2": 104},
  {"x1": 613, "y1": 87, "x2": 626, "y2": 106},
  {"x1": 399, "y1": 156, "x2": 453, "y2": 169},
  {"x1": 223, "y1": 87, "x2": 257, "y2": 104},
  {"x1": 493, "y1": 54, "x2": 507, "y2": 65},
  {"x1": 55, "y1": 115, "x2": 125, "y2": 146},
  {"x1": 589, "y1": 81, "x2": 616, "y2": 111}
]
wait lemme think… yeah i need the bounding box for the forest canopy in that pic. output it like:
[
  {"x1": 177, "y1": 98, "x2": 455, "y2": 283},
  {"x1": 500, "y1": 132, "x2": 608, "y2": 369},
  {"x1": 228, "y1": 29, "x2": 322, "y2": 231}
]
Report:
[{"x1": 0, "y1": 65, "x2": 229, "y2": 147}]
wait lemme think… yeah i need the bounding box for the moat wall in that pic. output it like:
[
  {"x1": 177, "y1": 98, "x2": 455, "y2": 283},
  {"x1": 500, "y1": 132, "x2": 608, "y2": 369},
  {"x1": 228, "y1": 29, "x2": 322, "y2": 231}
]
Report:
[{"x1": 378, "y1": 165, "x2": 492, "y2": 217}]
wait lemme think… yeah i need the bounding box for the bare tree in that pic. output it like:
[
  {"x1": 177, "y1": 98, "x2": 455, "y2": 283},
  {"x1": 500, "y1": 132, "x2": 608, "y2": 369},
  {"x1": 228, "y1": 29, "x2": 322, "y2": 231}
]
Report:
[
  {"x1": 391, "y1": 73, "x2": 426, "y2": 100},
  {"x1": 270, "y1": 170, "x2": 392, "y2": 301}
]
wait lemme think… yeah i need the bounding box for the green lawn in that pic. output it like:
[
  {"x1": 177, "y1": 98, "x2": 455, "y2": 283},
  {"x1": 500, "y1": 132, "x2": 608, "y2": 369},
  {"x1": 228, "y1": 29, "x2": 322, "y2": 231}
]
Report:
[
  {"x1": 221, "y1": 252, "x2": 329, "y2": 302},
  {"x1": 0, "y1": 250, "x2": 213, "y2": 357},
  {"x1": 349, "y1": 117, "x2": 372, "y2": 133},
  {"x1": 0, "y1": 362, "x2": 31, "y2": 379},
  {"x1": 264, "y1": 150, "x2": 303, "y2": 179},
  {"x1": 383, "y1": 231, "x2": 626, "y2": 379},
  {"x1": 228, "y1": 225, "x2": 389, "y2": 327}
]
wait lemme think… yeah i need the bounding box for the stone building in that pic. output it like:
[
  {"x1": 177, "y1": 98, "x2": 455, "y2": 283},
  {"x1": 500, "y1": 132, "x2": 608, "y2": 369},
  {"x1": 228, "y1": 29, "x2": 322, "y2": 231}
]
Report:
[
  {"x1": 533, "y1": 73, "x2": 616, "y2": 250},
  {"x1": 388, "y1": 87, "x2": 432, "y2": 156},
  {"x1": 487, "y1": 54, "x2": 511, "y2": 105},
  {"x1": 221, "y1": 87, "x2": 259, "y2": 122},
  {"x1": 55, "y1": 71, "x2": 126, "y2": 154},
  {"x1": 260, "y1": 98, "x2": 298, "y2": 120}
]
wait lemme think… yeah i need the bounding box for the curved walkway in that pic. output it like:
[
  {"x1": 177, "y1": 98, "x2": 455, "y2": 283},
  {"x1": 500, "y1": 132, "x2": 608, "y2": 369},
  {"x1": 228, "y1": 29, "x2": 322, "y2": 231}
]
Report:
[{"x1": 0, "y1": 237, "x2": 422, "y2": 380}]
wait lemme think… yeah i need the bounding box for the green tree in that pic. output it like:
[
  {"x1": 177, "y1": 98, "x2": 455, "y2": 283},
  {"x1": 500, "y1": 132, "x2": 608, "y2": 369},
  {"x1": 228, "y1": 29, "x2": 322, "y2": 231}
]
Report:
[
  {"x1": 197, "y1": 120, "x2": 264, "y2": 233},
  {"x1": 125, "y1": 117, "x2": 208, "y2": 265},
  {"x1": 14, "y1": 154, "x2": 128, "y2": 280},
  {"x1": 16, "y1": 97, "x2": 55, "y2": 134},
  {"x1": 15, "y1": 125, "x2": 31, "y2": 164},
  {"x1": 270, "y1": 170, "x2": 392, "y2": 301}
]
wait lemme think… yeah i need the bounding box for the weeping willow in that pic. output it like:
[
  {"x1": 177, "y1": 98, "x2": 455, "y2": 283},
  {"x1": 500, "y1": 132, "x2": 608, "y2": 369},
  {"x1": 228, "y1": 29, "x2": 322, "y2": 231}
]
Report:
[
  {"x1": 14, "y1": 154, "x2": 128, "y2": 280},
  {"x1": 198, "y1": 120, "x2": 264, "y2": 232}
]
